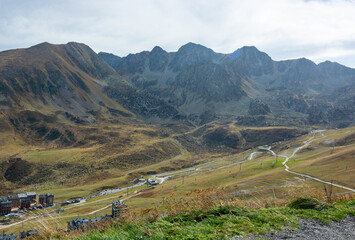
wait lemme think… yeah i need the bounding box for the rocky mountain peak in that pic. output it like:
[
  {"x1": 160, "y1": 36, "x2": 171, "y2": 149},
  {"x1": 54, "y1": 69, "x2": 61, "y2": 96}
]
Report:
[
  {"x1": 169, "y1": 42, "x2": 218, "y2": 71},
  {"x1": 239, "y1": 46, "x2": 272, "y2": 63},
  {"x1": 318, "y1": 60, "x2": 355, "y2": 74},
  {"x1": 150, "y1": 46, "x2": 167, "y2": 54},
  {"x1": 149, "y1": 46, "x2": 169, "y2": 71},
  {"x1": 177, "y1": 42, "x2": 213, "y2": 53},
  {"x1": 228, "y1": 46, "x2": 273, "y2": 76}
]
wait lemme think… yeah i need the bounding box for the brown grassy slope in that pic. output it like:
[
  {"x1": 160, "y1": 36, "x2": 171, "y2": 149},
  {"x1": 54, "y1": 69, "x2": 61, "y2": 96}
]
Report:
[
  {"x1": 0, "y1": 42, "x2": 133, "y2": 118},
  {"x1": 284, "y1": 127, "x2": 355, "y2": 189},
  {"x1": 0, "y1": 121, "x2": 308, "y2": 200}
]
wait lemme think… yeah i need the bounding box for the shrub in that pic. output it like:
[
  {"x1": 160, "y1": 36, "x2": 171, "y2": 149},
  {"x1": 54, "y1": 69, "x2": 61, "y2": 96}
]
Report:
[{"x1": 288, "y1": 196, "x2": 327, "y2": 210}]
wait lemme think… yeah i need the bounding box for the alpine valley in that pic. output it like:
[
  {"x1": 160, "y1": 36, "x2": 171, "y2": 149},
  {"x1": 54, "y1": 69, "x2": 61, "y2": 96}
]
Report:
[{"x1": 0, "y1": 42, "x2": 354, "y2": 236}]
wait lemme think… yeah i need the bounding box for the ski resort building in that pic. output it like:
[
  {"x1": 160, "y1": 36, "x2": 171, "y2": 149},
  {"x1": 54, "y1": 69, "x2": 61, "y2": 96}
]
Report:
[
  {"x1": 0, "y1": 198, "x2": 12, "y2": 216},
  {"x1": 112, "y1": 200, "x2": 127, "y2": 218},
  {"x1": 39, "y1": 193, "x2": 54, "y2": 207},
  {"x1": 26, "y1": 192, "x2": 37, "y2": 202},
  {"x1": 7, "y1": 195, "x2": 20, "y2": 208}
]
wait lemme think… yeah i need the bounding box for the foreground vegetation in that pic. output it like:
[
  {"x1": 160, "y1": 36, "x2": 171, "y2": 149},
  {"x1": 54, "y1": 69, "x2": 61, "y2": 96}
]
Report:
[{"x1": 35, "y1": 187, "x2": 355, "y2": 240}]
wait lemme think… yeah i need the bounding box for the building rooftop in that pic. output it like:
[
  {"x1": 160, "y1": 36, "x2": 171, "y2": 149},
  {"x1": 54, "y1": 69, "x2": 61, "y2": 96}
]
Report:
[
  {"x1": 0, "y1": 201, "x2": 12, "y2": 206},
  {"x1": 68, "y1": 218, "x2": 89, "y2": 230},
  {"x1": 39, "y1": 193, "x2": 54, "y2": 198},
  {"x1": 17, "y1": 193, "x2": 27, "y2": 199},
  {"x1": 21, "y1": 198, "x2": 31, "y2": 203},
  {"x1": 7, "y1": 195, "x2": 19, "y2": 200}
]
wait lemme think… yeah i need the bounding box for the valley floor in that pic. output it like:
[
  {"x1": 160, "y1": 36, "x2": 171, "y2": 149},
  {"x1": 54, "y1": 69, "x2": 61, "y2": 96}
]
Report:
[{"x1": 0, "y1": 126, "x2": 354, "y2": 235}]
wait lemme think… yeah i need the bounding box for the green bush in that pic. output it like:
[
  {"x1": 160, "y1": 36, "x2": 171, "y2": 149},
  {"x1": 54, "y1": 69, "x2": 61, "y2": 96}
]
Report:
[{"x1": 288, "y1": 196, "x2": 327, "y2": 210}]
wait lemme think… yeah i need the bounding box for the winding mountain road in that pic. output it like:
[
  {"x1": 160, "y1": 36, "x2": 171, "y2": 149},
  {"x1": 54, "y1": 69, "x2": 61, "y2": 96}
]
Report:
[{"x1": 267, "y1": 131, "x2": 355, "y2": 193}]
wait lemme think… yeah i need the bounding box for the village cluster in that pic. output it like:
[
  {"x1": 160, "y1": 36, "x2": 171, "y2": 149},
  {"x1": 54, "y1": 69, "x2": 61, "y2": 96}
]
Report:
[
  {"x1": 0, "y1": 192, "x2": 54, "y2": 217},
  {"x1": 0, "y1": 176, "x2": 166, "y2": 239},
  {"x1": 67, "y1": 200, "x2": 127, "y2": 230},
  {"x1": 0, "y1": 200, "x2": 127, "y2": 240}
]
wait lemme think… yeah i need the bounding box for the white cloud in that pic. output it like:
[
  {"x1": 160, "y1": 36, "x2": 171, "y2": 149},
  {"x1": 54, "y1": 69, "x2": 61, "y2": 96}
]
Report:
[{"x1": 0, "y1": 0, "x2": 355, "y2": 67}]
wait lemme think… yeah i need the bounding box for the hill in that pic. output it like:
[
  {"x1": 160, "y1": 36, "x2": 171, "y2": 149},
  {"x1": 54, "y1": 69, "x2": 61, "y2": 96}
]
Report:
[{"x1": 0, "y1": 42, "x2": 184, "y2": 195}]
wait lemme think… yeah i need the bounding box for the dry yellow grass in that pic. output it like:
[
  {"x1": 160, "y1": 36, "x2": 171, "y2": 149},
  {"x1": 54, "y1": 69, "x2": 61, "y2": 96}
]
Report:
[{"x1": 1, "y1": 126, "x2": 354, "y2": 234}]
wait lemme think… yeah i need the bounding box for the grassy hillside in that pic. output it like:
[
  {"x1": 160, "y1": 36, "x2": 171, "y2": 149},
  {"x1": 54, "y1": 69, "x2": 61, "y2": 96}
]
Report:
[
  {"x1": 288, "y1": 127, "x2": 355, "y2": 189},
  {"x1": 0, "y1": 124, "x2": 306, "y2": 234},
  {"x1": 1, "y1": 126, "x2": 354, "y2": 236},
  {"x1": 39, "y1": 193, "x2": 355, "y2": 239}
]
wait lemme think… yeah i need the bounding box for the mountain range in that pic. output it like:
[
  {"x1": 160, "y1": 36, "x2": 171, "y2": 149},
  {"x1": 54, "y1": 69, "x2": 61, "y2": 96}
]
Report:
[
  {"x1": 0, "y1": 41, "x2": 354, "y2": 135},
  {"x1": 100, "y1": 43, "x2": 355, "y2": 128},
  {"x1": 0, "y1": 41, "x2": 354, "y2": 196}
]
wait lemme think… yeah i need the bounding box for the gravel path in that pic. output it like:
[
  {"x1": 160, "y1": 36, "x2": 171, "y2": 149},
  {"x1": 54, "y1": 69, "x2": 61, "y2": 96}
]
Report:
[{"x1": 237, "y1": 215, "x2": 355, "y2": 240}]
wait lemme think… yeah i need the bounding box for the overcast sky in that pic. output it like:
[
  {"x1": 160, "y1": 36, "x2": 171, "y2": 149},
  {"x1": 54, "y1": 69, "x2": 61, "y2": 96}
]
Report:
[{"x1": 1, "y1": 0, "x2": 355, "y2": 67}]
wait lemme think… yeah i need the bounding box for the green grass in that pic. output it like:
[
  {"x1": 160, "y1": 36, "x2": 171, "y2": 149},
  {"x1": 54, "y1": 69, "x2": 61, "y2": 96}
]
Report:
[
  {"x1": 61, "y1": 199, "x2": 355, "y2": 240},
  {"x1": 21, "y1": 148, "x2": 95, "y2": 164}
]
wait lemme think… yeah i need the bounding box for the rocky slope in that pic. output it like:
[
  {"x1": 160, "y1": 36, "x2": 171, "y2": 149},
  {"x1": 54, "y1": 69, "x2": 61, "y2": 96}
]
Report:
[
  {"x1": 100, "y1": 43, "x2": 355, "y2": 127},
  {"x1": 0, "y1": 42, "x2": 137, "y2": 124},
  {"x1": 0, "y1": 42, "x2": 186, "y2": 144}
]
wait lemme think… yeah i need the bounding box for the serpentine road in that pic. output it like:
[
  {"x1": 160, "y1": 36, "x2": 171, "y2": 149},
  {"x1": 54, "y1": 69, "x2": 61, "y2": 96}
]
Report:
[{"x1": 266, "y1": 131, "x2": 355, "y2": 193}]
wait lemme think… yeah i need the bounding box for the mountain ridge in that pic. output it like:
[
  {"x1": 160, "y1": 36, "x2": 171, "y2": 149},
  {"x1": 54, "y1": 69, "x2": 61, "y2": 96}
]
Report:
[{"x1": 99, "y1": 42, "x2": 355, "y2": 127}]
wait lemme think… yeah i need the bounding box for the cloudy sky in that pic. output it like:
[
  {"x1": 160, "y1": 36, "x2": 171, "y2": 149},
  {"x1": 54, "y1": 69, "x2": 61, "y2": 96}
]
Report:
[{"x1": 1, "y1": 0, "x2": 355, "y2": 67}]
